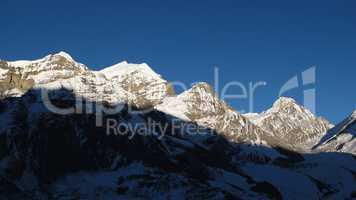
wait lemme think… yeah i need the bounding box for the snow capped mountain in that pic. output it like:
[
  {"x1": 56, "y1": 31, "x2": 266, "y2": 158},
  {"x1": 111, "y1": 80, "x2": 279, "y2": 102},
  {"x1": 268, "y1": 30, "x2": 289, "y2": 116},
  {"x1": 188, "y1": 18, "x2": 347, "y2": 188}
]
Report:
[
  {"x1": 8, "y1": 51, "x2": 88, "y2": 83},
  {"x1": 0, "y1": 52, "x2": 174, "y2": 108},
  {"x1": 313, "y1": 110, "x2": 356, "y2": 154},
  {"x1": 156, "y1": 82, "x2": 223, "y2": 121},
  {"x1": 244, "y1": 97, "x2": 332, "y2": 151},
  {"x1": 156, "y1": 83, "x2": 297, "y2": 153},
  {"x1": 100, "y1": 61, "x2": 160, "y2": 80},
  {"x1": 99, "y1": 60, "x2": 175, "y2": 108},
  {"x1": 0, "y1": 52, "x2": 355, "y2": 199}
]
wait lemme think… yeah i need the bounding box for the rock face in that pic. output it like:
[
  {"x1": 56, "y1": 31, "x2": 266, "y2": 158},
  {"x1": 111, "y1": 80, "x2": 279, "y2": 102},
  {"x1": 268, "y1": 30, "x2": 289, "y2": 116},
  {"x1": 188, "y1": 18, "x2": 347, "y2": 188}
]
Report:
[
  {"x1": 0, "y1": 52, "x2": 355, "y2": 199},
  {"x1": 0, "y1": 61, "x2": 35, "y2": 97},
  {"x1": 313, "y1": 111, "x2": 356, "y2": 154},
  {"x1": 244, "y1": 97, "x2": 332, "y2": 151}
]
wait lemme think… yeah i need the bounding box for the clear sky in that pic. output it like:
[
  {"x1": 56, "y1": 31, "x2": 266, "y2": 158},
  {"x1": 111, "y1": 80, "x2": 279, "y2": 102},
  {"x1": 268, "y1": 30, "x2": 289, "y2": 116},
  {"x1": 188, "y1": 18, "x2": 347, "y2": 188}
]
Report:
[{"x1": 0, "y1": 0, "x2": 355, "y2": 123}]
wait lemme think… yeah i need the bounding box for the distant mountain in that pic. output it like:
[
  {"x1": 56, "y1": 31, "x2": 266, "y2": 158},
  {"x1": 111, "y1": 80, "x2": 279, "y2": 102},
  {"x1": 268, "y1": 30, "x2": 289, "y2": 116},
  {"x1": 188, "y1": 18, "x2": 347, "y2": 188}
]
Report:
[
  {"x1": 313, "y1": 111, "x2": 356, "y2": 154},
  {"x1": 0, "y1": 52, "x2": 355, "y2": 199},
  {"x1": 244, "y1": 97, "x2": 332, "y2": 151}
]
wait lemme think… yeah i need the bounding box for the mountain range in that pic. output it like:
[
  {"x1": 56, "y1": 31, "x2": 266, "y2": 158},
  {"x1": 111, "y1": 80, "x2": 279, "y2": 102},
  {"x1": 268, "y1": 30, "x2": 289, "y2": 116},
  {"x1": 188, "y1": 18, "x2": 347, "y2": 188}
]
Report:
[{"x1": 0, "y1": 52, "x2": 355, "y2": 199}]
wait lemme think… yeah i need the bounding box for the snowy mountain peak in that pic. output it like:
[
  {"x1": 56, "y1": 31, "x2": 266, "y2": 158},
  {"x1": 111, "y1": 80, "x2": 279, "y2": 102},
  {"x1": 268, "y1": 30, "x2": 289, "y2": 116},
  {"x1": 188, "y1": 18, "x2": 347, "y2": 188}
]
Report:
[
  {"x1": 176, "y1": 81, "x2": 217, "y2": 101},
  {"x1": 191, "y1": 82, "x2": 212, "y2": 89},
  {"x1": 272, "y1": 96, "x2": 297, "y2": 108},
  {"x1": 188, "y1": 82, "x2": 215, "y2": 95},
  {"x1": 244, "y1": 96, "x2": 331, "y2": 150},
  {"x1": 116, "y1": 60, "x2": 129, "y2": 65},
  {"x1": 99, "y1": 61, "x2": 160, "y2": 80},
  {"x1": 7, "y1": 51, "x2": 79, "y2": 69},
  {"x1": 268, "y1": 96, "x2": 315, "y2": 118},
  {"x1": 156, "y1": 82, "x2": 225, "y2": 122},
  {"x1": 53, "y1": 51, "x2": 74, "y2": 61}
]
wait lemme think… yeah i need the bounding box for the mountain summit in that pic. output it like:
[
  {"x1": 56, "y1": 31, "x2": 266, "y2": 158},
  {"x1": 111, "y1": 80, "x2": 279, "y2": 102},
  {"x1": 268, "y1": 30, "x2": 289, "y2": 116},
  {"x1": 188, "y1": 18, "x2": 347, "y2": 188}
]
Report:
[
  {"x1": 244, "y1": 97, "x2": 332, "y2": 151},
  {"x1": 54, "y1": 51, "x2": 75, "y2": 61}
]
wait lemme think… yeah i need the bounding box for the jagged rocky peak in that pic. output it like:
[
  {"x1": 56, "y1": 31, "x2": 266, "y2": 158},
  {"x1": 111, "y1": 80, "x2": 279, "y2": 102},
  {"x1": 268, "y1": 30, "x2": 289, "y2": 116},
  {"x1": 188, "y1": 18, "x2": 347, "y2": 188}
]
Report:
[
  {"x1": 6, "y1": 51, "x2": 81, "y2": 69},
  {"x1": 245, "y1": 97, "x2": 313, "y2": 124},
  {"x1": 99, "y1": 60, "x2": 161, "y2": 80},
  {"x1": 272, "y1": 96, "x2": 297, "y2": 108},
  {"x1": 53, "y1": 51, "x2": 74, "y2": 61},
  {"x1": 42, "y1": 51, "x2": 86, "y2": 69},
  {"x1": 178, "y1": 82, "x2": 227, "y2": 118},
  {"x1": 269, "y1": 96, "x2": 313, "y2": 116},
  {"x1": 97, "y1": 60, "x2": 175, "y2": 108},
  {"x1": 155, "y1": 82, "x2": 222, "y2": 121},
  {"x1": 188, "y1": 82, "x2": 215, "y2": 94},
  {"x1": 244, "y1": 96, "x2": 332, "y2": 150},
  {"x1": 267, "y1": 97, "x2": 322, "y2": 120},
  {"x1": 4, "y1": 51, "x2": 89, "y2": 77},
  {"x1": 179, "y1": 82, "x2": 220, "y2": 102}
]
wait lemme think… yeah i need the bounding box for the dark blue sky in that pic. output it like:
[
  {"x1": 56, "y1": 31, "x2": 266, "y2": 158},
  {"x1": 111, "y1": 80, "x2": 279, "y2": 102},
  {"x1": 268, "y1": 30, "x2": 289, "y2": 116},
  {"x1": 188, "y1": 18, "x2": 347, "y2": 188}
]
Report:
[{"x1": 0, "y1": 0, "x2": 355, "y2": 123}]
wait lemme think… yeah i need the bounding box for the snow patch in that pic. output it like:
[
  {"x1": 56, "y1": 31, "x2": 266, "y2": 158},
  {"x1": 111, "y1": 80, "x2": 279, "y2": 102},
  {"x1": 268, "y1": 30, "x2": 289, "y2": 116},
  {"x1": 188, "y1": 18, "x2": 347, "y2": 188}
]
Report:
[{"x1": 155, "y1": 97, "x2": 190, "y2": 121}]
